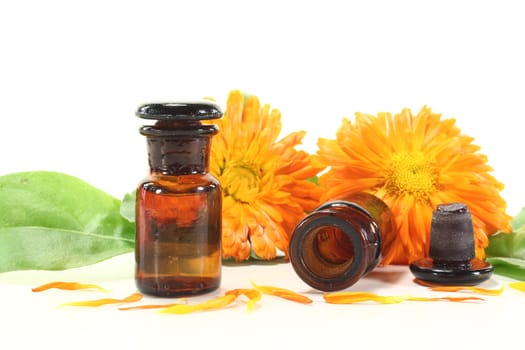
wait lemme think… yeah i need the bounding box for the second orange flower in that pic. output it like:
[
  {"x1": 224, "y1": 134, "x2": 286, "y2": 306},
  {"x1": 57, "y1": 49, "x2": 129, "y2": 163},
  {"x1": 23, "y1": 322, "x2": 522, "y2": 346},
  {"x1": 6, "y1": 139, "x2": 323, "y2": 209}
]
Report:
[{"x1": 209, "y1": 90, "x2": 324, "y2": 261}]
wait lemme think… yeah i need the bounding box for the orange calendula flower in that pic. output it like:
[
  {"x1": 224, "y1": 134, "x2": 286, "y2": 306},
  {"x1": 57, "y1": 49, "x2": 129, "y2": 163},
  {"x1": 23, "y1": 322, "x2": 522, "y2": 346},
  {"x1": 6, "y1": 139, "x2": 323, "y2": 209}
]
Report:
[
  {"x1": 209, "y1": 90, "x2": 324, "y2": 261},
  {"x1": 317, "y1": 106, "x2": 512, "y2": 264}
]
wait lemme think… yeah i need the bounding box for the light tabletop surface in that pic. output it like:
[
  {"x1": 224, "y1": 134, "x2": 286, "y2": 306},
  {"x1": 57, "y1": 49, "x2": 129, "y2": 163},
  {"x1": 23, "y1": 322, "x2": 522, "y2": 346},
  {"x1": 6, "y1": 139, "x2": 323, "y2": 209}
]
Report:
[{"x1": 1, "y1": 252, "x2": 522, "y2": 350}]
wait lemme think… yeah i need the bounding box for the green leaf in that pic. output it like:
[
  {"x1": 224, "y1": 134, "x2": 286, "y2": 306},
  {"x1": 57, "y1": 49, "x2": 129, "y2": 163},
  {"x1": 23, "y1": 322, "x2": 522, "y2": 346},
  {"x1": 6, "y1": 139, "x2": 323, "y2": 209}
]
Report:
[
  {"x1": 0, "y1": 227, "x2": 134, "y2": 272},
  {"x1": 486, "y1": 207, "x2": 525, "y2": 280},
  {"x1": 0, "y1": 171, "x2": 135, "y2": 272},
  {"x1": 510, "y1": 207, "x2": 525, "y2": 231},
  {"x1": 486, "y1": 257, "x2": 525, "y2": 281},
  {"x1": 120, "y1": 191, "x2": 136, "y2": 223}
]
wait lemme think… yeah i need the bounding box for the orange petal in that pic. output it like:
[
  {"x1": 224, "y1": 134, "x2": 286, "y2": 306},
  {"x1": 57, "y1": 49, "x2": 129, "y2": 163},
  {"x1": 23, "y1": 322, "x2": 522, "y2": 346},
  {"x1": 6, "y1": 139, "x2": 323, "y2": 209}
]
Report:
[
  {"x1": 251, "y1": 281, "x2": 312, "y2": 304},
  {"x1": 61, "y1": 293, "x2": 143, "y2": 307},
  {"x1": 414, "y1": 279, "x2": 504, "y2": 296},
  {"x1": 32, "y1": 281, "x2": 109, "y2": 293},
  {"x1": 119, "y1": 302, "x2": 186, "y2": 311},
  {"x1": 324, "y1": 291, "x2": 484, "y2": 304},
  {"x1": 407, "y1": 296, "x2": 484, "y2": 302},
  {"x1": 159, "y1": 294, "x2": 237, "y2": 315},
  {"x1": 225, "y1": 288, "x2": 262, "y2": 312},
  {"x1": 509, "y1": 281, "x2": 525, "y2": 292},
  {"x1": 324, "y1": 291, "x2": 406, "y2": 304}
]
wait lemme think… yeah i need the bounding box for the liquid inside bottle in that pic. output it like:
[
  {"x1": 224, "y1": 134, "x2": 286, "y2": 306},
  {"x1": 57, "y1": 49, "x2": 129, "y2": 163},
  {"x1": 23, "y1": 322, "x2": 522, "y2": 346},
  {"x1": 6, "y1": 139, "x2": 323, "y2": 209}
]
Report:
[{"x1": 136, "y1": 175, "x2": 221, "y2": 296}]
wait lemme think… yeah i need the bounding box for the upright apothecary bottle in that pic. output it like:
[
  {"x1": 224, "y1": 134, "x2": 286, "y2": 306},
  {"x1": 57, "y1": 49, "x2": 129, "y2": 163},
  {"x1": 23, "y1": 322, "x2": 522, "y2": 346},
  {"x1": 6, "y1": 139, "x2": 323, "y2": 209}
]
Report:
[
  {"x1": 135, "y1": 102, "x2": 222, "y2": 297},
  {"x1": 289, "y1": 193, "x2": 396, "y2": 291}
]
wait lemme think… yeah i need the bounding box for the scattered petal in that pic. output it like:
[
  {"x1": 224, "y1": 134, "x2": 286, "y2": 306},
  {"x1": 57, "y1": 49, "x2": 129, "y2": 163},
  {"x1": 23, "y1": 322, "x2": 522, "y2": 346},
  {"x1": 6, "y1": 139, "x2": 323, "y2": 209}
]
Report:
[
  {"x1": 324, "y1": 291, "x2": 485, "y2": 304},
  {"x1": 407, "y1": 296, "x2": 484, "y2": 302},
  {"x1": 159, "y1": 294, "x2": 237, "y2": 315},
  {"x1": 61, "y1": 292, "x2": 143, "y2": 307},
  {"x1": 509, "y1": 281, "x2": 525, "y2": 292},
  {"x1": 32, "y1": 281, "x2": 109, "y2": 293},
  {"x1": 225, "y1": 288, "x2": 262, "y2": 312},
  {"x1": 414, "y1": 279, "x2": 504, "y2": 296},
  {"x1": 251, "y1": 281, "x2": 313, "y2": 304},
  {"x1": 324, "y1": 291, "x2": 406, "y2": 304},
  {"x1": 428, "y1": 286, "x2": 504, "y2": 296},
  {"x1": 119, "y1": 301, "x2": 186, "y2": 311}
]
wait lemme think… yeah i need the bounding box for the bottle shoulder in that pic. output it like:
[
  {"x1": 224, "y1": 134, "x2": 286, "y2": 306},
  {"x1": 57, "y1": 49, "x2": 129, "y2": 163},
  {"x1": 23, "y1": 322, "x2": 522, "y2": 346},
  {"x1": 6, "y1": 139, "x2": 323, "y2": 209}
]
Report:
[{"x1": 138, "y1": 173, "x2": 220, "y2": 195}]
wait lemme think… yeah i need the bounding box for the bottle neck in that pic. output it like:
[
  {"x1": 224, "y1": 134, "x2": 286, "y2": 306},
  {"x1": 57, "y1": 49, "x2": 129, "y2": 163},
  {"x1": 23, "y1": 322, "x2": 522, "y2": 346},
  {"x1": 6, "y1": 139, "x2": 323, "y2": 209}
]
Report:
[{"x1": 146, "y1": 135, "x2": 212, "y2": 175}]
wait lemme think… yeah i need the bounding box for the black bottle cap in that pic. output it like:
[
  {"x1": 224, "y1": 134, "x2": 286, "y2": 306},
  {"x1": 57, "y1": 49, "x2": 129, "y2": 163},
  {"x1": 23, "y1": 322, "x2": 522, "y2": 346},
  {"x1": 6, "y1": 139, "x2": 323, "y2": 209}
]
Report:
[
  {"x1": 409, "y1": 202, "x2": 493, "y2": 285},
  {"x1": 136, "y1": 101, "x2": 223, "y2": 121},
  {"x1": 429, "y1": 203, "x2": 475, "y2": 263}
]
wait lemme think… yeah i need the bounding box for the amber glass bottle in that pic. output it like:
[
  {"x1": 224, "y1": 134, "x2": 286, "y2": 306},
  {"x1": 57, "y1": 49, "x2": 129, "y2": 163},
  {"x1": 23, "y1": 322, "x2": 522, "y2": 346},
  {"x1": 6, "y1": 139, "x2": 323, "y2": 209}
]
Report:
[
  {"x1": 289, "y1": 193, "x2": 396, "y2": 291},
  {"x1": 135, "y1": 102, "x2": 222, "y2": 297}
]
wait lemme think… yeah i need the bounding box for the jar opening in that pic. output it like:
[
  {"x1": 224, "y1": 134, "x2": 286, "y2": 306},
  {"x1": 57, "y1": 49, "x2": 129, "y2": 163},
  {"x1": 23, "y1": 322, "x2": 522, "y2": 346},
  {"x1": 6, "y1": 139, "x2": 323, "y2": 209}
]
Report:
[
  {"x1": 301, "y1": 224, "x2": 356, "y2": 280},
  {"x1": 315, "y1": 226, "x2": 355, "y2": 265},
  {"x1": 289, "y1": 211, "x2": 373, "y2": 291},
  {"x1": 289, "y1": 195, "x2": 387, "y2": 291}
]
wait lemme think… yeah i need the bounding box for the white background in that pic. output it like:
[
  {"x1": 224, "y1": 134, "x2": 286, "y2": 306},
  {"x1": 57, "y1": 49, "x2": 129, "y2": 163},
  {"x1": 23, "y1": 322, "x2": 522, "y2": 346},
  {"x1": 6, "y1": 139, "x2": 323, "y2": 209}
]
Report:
[
  {"x1": 1, "y1": 0, "x2": 523, "y2": 216},
  {"x1": 1, "y1": 2, "x2": 525, "y2": 349}
]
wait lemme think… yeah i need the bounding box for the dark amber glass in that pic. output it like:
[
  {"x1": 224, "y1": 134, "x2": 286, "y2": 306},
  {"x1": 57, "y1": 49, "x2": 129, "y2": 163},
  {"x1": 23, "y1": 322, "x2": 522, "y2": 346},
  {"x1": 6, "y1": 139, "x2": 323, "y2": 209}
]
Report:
[
  {"x1": 289, "y1": 193, "x2": 396, "y2": 291},
  {"x1": 135, "y1": 102, "x2": 222, "y2": 297}
]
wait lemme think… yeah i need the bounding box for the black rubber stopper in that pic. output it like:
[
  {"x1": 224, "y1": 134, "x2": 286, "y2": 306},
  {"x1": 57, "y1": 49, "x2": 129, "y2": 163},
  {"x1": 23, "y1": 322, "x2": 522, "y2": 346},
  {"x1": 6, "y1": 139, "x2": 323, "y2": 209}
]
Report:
[
  {"x1": 429, "y1": 203, "x2": 475, "y2": 264},
  {"x1": 409, "y1": 202, "x2": 493, "y2": 285}
]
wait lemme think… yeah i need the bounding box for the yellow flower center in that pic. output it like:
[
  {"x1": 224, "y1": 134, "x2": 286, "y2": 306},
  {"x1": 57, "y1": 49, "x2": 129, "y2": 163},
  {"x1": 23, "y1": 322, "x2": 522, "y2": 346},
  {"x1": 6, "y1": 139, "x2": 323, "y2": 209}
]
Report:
[
  {"x1": 221, "y1": 161, "x2": 262, "y2": 203},
  {"x1": 386, "y1": 152, "x2": 436, "y2": 198}
]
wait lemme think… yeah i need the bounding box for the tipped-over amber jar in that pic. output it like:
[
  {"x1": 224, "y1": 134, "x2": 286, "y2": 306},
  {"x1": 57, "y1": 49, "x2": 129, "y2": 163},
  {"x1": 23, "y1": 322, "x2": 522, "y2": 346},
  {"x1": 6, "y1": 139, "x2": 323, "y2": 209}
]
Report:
[
  {"x1": 289, "y1": 193, "x2": 395, "y2": 291},
  {"x1": 135, "y1": 102, "x2": 222, "y2": 297}
]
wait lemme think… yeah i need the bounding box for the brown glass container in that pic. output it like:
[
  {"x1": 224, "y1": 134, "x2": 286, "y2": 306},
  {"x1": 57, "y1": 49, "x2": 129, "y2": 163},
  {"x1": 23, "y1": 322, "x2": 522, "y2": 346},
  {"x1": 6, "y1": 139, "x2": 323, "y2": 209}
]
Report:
[
  {"x1": 289, "y1": 193, "x2": 395, "y2": 291},
  {"x1": 135, "y1": 102, "x2": 222, "y2": 297}
]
